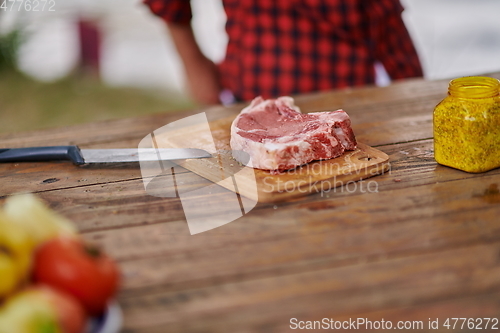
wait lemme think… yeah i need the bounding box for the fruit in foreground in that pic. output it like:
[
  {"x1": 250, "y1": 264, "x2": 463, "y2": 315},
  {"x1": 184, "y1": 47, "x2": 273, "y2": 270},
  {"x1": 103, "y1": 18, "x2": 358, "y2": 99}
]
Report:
[
  {"x1": 0, "y1": 286, "x2": 87, "y2": 333},
  {"x1": 33, "y1": 237, "x2": 119, "y2": 316},
  {"x1": 0, "y1": 213, "x2": 33, "y2": 299},
  {"x1": 3, "y1": 194, "x2": 77, "y2": 247}
]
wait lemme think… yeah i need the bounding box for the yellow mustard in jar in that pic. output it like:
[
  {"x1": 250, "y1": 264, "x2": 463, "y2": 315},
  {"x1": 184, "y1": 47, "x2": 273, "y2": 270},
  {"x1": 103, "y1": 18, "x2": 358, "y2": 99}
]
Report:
[{"x1": 433, "y1": 76, "x2": 500, "y2": 173}]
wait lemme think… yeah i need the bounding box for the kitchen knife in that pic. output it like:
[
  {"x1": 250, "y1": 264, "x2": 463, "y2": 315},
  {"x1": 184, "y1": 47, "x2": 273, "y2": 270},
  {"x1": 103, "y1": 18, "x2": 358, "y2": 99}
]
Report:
[{"x1": 0, "y1": 146, "x2": 212, "y2": 165}]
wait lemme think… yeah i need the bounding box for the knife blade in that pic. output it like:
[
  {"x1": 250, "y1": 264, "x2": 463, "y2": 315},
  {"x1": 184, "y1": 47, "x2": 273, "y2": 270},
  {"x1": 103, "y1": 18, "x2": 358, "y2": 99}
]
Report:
[{"x1": 0, "y1": 146, "x2": 212, "y2": 165}]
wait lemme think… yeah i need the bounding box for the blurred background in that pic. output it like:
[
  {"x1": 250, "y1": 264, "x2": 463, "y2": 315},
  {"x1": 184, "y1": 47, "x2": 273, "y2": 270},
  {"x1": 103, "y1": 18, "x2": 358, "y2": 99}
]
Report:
[{"x1": 1, "y1": 0, "x2": 499, "y2": 133}]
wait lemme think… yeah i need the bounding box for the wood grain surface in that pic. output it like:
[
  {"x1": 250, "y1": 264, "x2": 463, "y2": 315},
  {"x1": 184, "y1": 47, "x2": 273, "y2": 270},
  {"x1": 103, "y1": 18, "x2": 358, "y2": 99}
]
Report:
[{"x1": 1, "y1": 73, "x2": 500, "y2": 333}]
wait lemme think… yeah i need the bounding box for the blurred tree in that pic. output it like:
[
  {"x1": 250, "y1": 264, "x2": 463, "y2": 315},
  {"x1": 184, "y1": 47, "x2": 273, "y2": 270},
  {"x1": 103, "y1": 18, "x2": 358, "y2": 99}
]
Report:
[{"x1": 0, "y1": 29, "x2": 21, "y2": 72}]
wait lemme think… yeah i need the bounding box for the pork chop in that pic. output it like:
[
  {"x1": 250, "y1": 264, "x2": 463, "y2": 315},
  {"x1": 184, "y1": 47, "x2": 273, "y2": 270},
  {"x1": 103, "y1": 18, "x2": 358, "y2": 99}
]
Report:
[{"x1": 230, "y1": 96, "x2": 357, "y2": 171}]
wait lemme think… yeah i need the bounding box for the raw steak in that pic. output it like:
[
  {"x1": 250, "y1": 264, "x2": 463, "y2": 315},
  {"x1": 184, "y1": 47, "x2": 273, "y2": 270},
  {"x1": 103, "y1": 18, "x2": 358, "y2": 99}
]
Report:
[{"x1": 230, "y1": 96, "x2": 357, "y2": 171}]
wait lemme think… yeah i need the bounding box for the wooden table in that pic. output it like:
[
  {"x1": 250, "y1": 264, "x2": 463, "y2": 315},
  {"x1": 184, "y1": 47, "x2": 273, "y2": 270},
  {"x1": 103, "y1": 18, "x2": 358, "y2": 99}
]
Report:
[{"x1": 2, "y1": 73, "x2": 500, "y2": 332}]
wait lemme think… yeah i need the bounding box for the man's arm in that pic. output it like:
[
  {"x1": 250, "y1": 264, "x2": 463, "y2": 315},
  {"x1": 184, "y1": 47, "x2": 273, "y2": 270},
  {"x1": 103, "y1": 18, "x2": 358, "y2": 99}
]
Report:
[
  {"x1": 167, "y1": 23, "x2": 221, "y2": 105},
  {"x1": 144, "y1": 0, "x2": 222, "y2": 104}
]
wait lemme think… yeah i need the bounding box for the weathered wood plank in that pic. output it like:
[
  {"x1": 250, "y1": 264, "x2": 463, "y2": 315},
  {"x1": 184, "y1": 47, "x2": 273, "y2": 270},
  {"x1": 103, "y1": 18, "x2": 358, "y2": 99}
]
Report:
[
  {"x1": 117, "y1": 241, "x2": 500, "y2": 332},
  {"x1": 7, "y1": 138, "x2": 494, "y2": 233},
  {"x1": 0, "y1": 105, "x2": 239, "y2": 147},
  {"x1": 0, "y1": 111, "x2": 456, "y2": 198},
  {"x1": 333, "y1": 293, "x2": 500, "y2": 333},
  {"x1": 0, "y1": 161, "x2": 143, "y2": 197},
  {"x1": 77, "y1": 137, "x2": 498, "y2": 254},
  {"x1": 90, "y1": 173, "x2": 499, "y2": 296}
]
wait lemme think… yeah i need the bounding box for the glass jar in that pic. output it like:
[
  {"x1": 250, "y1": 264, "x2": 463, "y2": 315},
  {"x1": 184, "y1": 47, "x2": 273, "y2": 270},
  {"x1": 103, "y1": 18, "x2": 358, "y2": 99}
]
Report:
[{"x1": 433, "y1": 76, "x2": 500, "y2": 173}]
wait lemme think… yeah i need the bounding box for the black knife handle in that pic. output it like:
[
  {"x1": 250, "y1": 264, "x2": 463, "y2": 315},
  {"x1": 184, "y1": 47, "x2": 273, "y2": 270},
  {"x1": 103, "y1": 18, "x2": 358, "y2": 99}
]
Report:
[{"x1": 0, "y1": 146, "x2": 85, "y2": 165}]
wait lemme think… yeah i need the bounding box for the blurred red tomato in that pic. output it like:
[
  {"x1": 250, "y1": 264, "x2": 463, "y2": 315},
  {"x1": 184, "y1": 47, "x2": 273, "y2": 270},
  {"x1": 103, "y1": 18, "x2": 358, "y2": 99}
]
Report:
[{"x1": 33, "y1": 237, "x2": 119, "y2": 316}]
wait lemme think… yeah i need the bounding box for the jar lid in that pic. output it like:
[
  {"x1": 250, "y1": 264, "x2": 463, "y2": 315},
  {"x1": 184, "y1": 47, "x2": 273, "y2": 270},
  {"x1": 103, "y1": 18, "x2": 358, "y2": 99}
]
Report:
[{"x1": 449, "y1": 76, "x2": 500, "y2": 99}]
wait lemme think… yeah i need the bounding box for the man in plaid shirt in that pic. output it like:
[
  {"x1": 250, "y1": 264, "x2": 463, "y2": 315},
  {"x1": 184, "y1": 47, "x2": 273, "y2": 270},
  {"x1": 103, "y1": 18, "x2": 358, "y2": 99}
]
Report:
[{"x1": 144, "y1": 0, "x2": 423, "y2": 104}]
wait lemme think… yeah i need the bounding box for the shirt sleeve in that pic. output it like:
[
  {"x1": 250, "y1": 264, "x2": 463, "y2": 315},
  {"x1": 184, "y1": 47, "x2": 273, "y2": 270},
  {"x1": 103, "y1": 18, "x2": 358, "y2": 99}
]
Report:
[
  {"x1": 143, "y1": 0, "x2": 192, "y2": 25},
  {"x1": 365, "y1": 0, "x2": 423, "y2": 80}
]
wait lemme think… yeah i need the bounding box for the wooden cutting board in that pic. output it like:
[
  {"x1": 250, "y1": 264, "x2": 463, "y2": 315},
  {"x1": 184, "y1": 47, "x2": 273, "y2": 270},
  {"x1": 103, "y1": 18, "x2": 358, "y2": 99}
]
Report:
[{"x1": 155, "y1": 114, "x2": 390, "y2": 203}]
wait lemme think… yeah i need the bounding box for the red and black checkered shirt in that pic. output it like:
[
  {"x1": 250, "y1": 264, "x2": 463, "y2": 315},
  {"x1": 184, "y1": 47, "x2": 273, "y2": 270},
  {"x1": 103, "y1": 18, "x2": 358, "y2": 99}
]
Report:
[{"x1": 144, "y1": 0, "x2": 423, "y2": 102}]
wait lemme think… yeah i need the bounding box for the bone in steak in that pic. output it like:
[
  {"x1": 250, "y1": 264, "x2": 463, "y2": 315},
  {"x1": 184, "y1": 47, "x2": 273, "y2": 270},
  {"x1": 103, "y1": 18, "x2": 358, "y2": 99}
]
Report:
[{"x1": 230, "y1": 96, "x2": 357, "y2": 171}]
